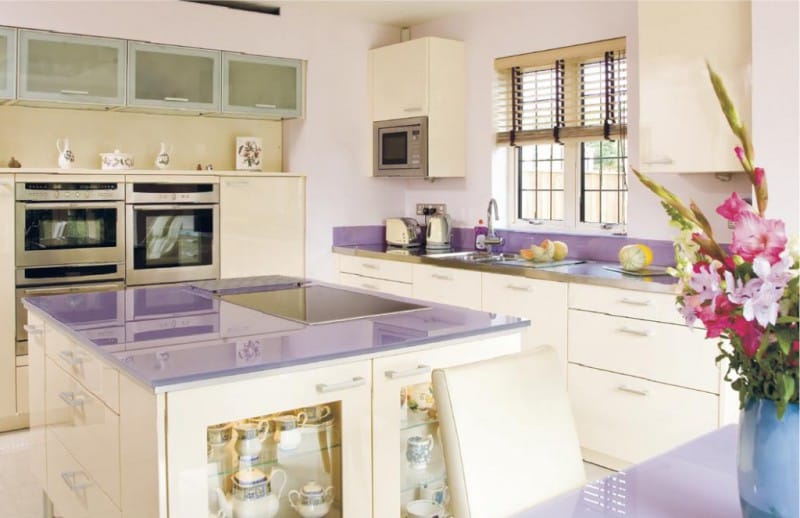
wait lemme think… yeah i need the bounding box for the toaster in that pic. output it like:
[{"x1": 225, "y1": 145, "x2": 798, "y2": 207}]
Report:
[{"x1": 385, "y1": 218, "x2": 422, "y2": 248}]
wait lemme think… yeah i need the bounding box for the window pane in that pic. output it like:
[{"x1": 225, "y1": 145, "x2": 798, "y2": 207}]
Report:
[
  {"x1": 581, "y1": 138, "x2": 627, "y2": 225},
  {"x1": 517, "y1": 144, "x2": 565, "y2": 221}
]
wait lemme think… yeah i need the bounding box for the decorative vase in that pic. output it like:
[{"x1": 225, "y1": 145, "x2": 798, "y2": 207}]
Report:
[
  {"x1": 155, "y1": 142, "x2": 171, "y2": 170},
  {"x1": 738, "y1": 399, "x2": 799, "y2": 518},
  {"x1": 56, "y1": 138, "x2": 75, "y2": 169}
]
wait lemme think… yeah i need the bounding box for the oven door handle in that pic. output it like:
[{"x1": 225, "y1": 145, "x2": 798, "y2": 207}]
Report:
[
  {"x1": 130, "y1": 204, "x2": 219, "y2": 210},
  {"x1": 19, "y1": 283, "x2": 125, "y2": 296}
]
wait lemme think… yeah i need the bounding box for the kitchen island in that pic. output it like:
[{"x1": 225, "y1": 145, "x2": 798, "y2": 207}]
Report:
[{"x1": 24, "y1": 278, "x2": 527, "y2": 518}]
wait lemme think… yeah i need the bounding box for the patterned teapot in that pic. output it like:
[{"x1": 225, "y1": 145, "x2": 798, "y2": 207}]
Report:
[{"x1": 215, "y1": 467, "x2": 286, "y2": 518}]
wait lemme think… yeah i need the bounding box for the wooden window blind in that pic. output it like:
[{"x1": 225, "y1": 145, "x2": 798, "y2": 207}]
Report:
[{"x1": 495, "y1": 37, "x2": 627, "y2": 146}]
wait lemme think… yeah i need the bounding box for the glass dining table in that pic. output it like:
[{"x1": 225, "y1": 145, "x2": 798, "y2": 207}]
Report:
[{"x1": 515, "y1": 424, "x2": 740, "y2": 517}]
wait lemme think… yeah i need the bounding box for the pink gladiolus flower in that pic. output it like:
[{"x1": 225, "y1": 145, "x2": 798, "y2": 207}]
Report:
[
  {"x1": 735, "y1": 146, "x2": 745, "y2": 162},
  {"x1": 697, "y1": 301, "x2": 734, "y2": 339},
  {"x1": 754, "y1": 167, "x2": 765, "y2": 187},
  {"x1": 716, "y1": 192, "x2": 752, "y2": 222},
  {"x1": 731, "y1": 317, "x2": 763, "y2": 358},
  {"x1": 730, "y1": 212, "x2": 788, "y2": 265}
]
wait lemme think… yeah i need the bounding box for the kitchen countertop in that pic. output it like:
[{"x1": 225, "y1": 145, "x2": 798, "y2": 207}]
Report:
[
  {"x1": 333, "y1": 244, "x2": 680, "y2": 294},
  {"x1": 23, "y1": 280, "x2": 527, "y2": 392}
]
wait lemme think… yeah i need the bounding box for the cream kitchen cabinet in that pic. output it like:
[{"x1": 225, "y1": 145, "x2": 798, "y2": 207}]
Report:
[
  {"x1": 220, "y1": 175, "x2": 306, "y2": 279},
  {"x1": 481, "y1": 272, "x2": 568, "y2": 380},
  {"x1": 127, "y1": 41, "x2": 220, "y2": 114},
  {"x1": 0, "y1": 27, "x2": 16, "y2": 101},
  {"x1": 412, "y1": 263, "x2": 482, "y2": 311},
  {"x1": 0, "y1": 175, "x2": 16, "y2": 427},
  {"x1": 637, "y1": 1, "x2": 751, "y2": 173},
  {"x1": 27, "y1": 313, "x2": 46, "y2": 488},
  {"x1": 567, "y1": 283, "x2": 737, "y2": 470},
  {"x1": 369, "y1": 37, "x2": 465, "y2": 178},
  {"x1": 18, "y1": 29, "x2": 126, "y2": 108},
  {"x1": 337, "y1": 255, "x2": 413, "y2": 298},
  {"x1": 372, "y1": 332, "x2": 520, "y2": 517},
  {"x1": 222, "y1": 52, "x2": 304, "y2": 119}
]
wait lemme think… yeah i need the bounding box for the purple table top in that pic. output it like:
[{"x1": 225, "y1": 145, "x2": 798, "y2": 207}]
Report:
[
  {"x1": 515, "y1": 425, "x2": 739, "y2": 517},
  {"x1": 23, "y1": 281, "x2": 527, "y2": 391}
]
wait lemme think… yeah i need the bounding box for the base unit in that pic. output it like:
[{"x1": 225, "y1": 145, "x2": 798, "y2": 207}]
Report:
[{"x1": 568, "y1": 363, "x2": 718, "y2": 470}]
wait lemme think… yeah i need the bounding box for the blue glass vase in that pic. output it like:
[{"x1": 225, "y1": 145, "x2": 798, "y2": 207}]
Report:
[{"x1": 738, "y1": 399, "x2": 799, "y2": 518}]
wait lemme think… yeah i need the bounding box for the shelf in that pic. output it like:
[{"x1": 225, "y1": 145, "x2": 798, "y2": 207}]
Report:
[
  {"x1": 401, "y1": 455, "x2": 447, "y2": 493},
  {"x1": 401, "y1": 409, "x2": 438, "y2": 431}
]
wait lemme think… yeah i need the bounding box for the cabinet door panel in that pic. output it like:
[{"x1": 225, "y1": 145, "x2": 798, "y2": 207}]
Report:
[
  {"x1": 223, "y1": 52, "x2": 303, "y2": 118},
  {"x1": 338, "y1": 255, "x2": 413, "y2": 283},
  {"x1": 0, "y1": 27, "x2": 16, "y2": 101},
  {"x1": 28, "y1": 314, "x2": 46, "y2": 487},
  {"x1": 338, "y1": 272, "x2": 413, "y2": 298},
  {"x1": 412, "y1": 264, "x2": 481, "y2": 310},
  {"x1": 370, "y1": 38, "x2": 429, "y2": 121}
]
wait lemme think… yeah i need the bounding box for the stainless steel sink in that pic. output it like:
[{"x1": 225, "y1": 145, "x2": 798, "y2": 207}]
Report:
[{"x1": 424, "y1": 251, "x2": 520, "y2": 263}]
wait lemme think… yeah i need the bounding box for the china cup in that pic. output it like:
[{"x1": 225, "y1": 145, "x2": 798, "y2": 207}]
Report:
[
  {"x1": 270, "y1": 414, "x2": 307, "y2": 451},
  {"x1": 406, "y1": 499, "x2": 445, "y2": 518}
]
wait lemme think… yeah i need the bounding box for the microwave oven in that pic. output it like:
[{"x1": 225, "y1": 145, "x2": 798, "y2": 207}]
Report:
[{"x1": 373, "y1": 116, "x2": 428, "y2": 177}]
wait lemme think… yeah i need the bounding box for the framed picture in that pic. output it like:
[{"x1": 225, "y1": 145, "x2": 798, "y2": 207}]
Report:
[{"x1": 235, "y1": 136, "x2": 263, "y2": 171}]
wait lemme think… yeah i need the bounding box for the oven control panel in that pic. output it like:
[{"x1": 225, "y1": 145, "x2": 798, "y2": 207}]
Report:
[{"x1": 16, "y1": 182, "x2": 124, "y2": 201}]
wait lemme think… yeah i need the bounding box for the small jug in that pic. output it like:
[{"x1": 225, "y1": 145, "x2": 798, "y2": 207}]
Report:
[
  {"x1": 288, "y1": 481, "x2": 334, "y2": 518},
  {"x1": 56, "y1": 138, "x2": 74, "y2": 169},
  {"x1": 234, "y1": 422, "x2": 267, "y2": 464},
  {"x1": 406, "y1": 434, "x2": 434, "y2": 470},
  {"x1": 155, "y1": 142, "x2": 171, "y2": 170}
]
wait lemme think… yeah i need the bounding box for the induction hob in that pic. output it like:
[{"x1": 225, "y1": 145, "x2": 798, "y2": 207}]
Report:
[{"x1": 220, "y1": 285, "x2": 429, "y2": 325}]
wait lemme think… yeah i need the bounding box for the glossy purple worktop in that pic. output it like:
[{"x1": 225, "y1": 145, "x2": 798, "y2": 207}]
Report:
[
  {"x1": 516, "y1": 425, "x2": 739, "y2": 517},
  {"x1": 23, "y1": 281, "x2": 527, "y2": 391}
]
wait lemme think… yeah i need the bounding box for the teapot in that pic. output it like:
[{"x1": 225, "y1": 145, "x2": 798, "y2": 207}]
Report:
[
  {"x1": 288, "y1": 481, "x2": 334, "y2": 518},
  {"x1": 215, "y1": 467, "x2": 286, "y2": 518}
]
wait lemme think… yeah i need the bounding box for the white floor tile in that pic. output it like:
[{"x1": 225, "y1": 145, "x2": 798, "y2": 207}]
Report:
[{"x1": 0, "y1": 429, "x2": 45, "y2": 518}]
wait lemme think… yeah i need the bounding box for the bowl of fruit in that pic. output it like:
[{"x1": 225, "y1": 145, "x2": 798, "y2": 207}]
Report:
[{"x1": 519, "y1": 239, "x2": 569, "y2": 263}]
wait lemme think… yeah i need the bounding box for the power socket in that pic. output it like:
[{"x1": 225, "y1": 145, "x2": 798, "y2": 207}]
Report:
[{"x1": 415, "y1": 203, "x2": 447, "y2": 216}]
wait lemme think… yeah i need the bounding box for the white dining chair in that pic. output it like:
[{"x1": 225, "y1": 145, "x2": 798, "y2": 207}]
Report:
[{"x1": 432, "y1": 346, "x2": 585, "y2": 517}]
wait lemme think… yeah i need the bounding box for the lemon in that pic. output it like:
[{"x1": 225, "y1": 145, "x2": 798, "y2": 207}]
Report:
[
  {"x1": 619, "y1": 244, "x2": 653, "y2": 271},
  {"x1": 552, "y1": 241, "x2": 568, "y2": 261}
]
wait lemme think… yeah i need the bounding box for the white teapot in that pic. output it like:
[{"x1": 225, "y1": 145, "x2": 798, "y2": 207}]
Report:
[
  {"x1": 215, "y1": 467, "x2": 286, "y2": 518},
  {"x1": 288, "y1": 481, "x2": 334, "y2": 518}
]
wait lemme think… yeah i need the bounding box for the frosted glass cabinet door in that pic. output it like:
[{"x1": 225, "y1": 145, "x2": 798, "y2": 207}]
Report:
[
  {"x1": 18, "y1": 30, "x2": 126, "y2": 106},
  {"x1": 0, "y1": 27, "x2": 16, "y2": 101},
  {"x1": 128, "y1": 41, "x2": 220, "y2": 113},
  {"x1": 223, "y1": 52, "x2": 303, "y2": 119}
]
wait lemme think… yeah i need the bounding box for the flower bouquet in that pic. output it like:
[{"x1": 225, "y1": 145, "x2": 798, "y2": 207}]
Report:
[{"x1": 634, "y1": 64, "x2": 798, "y2": 517}]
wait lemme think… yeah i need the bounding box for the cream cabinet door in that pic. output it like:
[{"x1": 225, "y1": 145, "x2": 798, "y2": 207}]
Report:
[
  {"x1": 27, "y1": 313, "x2": 46, "y2": 488},
  {"x1": 165, "y1": 360, "x2": 372, "y2": 518},
  {"x1": 638, "y1": 1, "x2": 751, "y2": 173},
  {"x1": 412, "y1": 264, "x2": 482, "y2": 311},
  {"x1": 372, "y1": 333, "x2": 521, "y2": 517},
  {"x1": 370, "y1": 38, "x2": 429, "y2": 121},
  {"x1": 0, "y1": 27, "x2": 16, "y2": 101},
  {"x1": 220, "y1": 176, "x2": 305, "y2": 279},
  {"x1": 482, "y1": 273, "x2": 568, "y2": 380},
  {"x1": 0, "y1": 175, "x2": 14, "y2": 419}
]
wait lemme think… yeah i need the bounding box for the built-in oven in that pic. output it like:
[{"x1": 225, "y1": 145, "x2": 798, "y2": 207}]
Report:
[
  {"x1": 15, "y1": 181, "x2": 124, "y2": 267},
  {"x1": 125, "y1": 179, "x2": 219, "y2": 286}
]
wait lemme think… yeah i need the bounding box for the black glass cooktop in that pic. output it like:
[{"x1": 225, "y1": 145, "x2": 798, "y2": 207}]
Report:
[{"x1": 220, "y1": 285, "x2": 429, "y2": 325}]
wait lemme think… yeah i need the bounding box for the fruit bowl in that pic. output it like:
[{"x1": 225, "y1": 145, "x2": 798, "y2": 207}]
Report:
[{"x1": 520, "y1": 239, "x2": 568, "y2": 262}]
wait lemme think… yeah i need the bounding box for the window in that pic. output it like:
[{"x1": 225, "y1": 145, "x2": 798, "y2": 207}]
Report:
[{"x1": 495, "y1": 38, "x2": 627, "y2": 231}]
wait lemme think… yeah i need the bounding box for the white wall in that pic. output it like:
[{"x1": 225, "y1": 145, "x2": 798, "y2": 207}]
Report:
[{"x1": 0, "y1": 0, "x2": 404, "y2": 281}]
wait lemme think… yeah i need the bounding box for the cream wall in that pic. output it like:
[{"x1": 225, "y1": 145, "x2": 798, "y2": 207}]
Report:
[{"x1": 0, "y1": 1, "x2": 404, "y2": 281}]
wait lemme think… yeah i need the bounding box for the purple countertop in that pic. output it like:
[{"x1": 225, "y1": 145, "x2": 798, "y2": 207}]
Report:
[
  {"x1": 515, "y1": 425, "x2": 739, "y2": 517},
  {"x1": 23, "y1": 281, "x2": 527, "y2": 392}
]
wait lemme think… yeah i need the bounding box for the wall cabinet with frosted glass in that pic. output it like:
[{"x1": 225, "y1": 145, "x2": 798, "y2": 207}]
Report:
[
  {"x1": 17, "y1": 29, "x2": 126, "y2": 108},
  {"x1": 221, "y1": 52, "x2": 304, "y2": 119},
  {"x1": 0, "y1": 27, "x2": 16, "y2": 102}
]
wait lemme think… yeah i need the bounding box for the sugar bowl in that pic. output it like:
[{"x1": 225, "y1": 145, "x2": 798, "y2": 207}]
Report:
[{"x1": 288, "y1": 481, "x2": 335, "y2": 518}]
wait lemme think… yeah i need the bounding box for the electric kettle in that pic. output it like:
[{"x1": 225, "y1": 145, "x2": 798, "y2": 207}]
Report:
[{"x1": 426, "y1": 214, "x2": 452, "y2": 250}]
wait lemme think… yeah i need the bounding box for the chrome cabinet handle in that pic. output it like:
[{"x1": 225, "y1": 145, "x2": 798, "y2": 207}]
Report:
[
  {"x1": 361, "y1": 283, "x2": 378, "y2": 290},
  {"x1": 23, "y1": 324, "x2": 43, "y2": 335},
  {"x1": 224, "y1": 180, "x2": 250, "y2": 187},
  {"x1": 506, "y1": 284, "x2": 532, "y2": 292},
  {"x1": 61, "y1": 471, "x2": 93, "y2": 492},
  {"x1": 316, "y1": 376, "x2": 367, "y2": 393},
  {"x1": 385, "y1": 365, "x2": 432, "y2": 380},
  {"x1": 361, "y1": 263, "x2": 379, "y2": 270},
  {"x1": 618, "y1": 297, "x2": 652, "y2": 307},
  {"x1": 163, "y1": 96, "x2": 189, "y2": 102},
  {"x1": 58, "y1": 350, "x2": 83, "y2": 366},
  {"x1": 403, "y1": 107, "x2": 422, "y2": 112},
  {"x1": 617, "y1": 385, "x2": 649, "y2": 396},
  {"x1": 431, "y1": 273, "x2": 453, "y2": 281},
  {"x1": 60, "y1": 89, "x2": 89, "y2": 95},
  {"x1": 59, "y1": 391, "x2": 85, "y2": 408},
  {"x1": 618, "y1": 326, "x2": 655, "y2": 337},
  {"x1": 255, "y1": 103, "x2": 277, "y2": 108},
  {"x1": 643, "y1": 157, "x2": 674, "y2": 165}
]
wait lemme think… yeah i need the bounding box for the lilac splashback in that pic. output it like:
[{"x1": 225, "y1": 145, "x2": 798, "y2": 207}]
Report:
[{"x1": 332, "y1": 225, "x2": 386, "y2": 246}]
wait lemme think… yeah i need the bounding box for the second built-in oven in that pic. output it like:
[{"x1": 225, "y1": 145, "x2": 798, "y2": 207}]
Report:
[{"x1": 126, "y1": 179, "x2": 219, "y2": 286}]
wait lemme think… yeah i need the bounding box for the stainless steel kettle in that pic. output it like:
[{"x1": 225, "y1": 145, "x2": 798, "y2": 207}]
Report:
[{"x1": 426, "y1": 214, "x2": 452, "y2": 249}]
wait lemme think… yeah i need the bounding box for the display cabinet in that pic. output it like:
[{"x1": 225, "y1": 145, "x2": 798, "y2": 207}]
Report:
[
  {"x1": 372, "y1": 332, "x2": 520, "y2": 517},
  {"x1": 17, "y1": 29, "x2": 126, "y2": 108},
  {"x1": 222, "y1": 52, "x2": 304, "y2": 119},
  {"x1": 0, "y1": 27, "x2": 16, "y2": 102},
  {"x1": 127, "y1": 41, "x2": 220, "y2": 114}
]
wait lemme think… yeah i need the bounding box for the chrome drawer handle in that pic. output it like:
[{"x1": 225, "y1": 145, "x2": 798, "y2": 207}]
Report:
[
  {"x1": 361, "y1": 263, "x2": 379, "y2": 270},
  {"x1": 506, "y1": 284, "x2": 533, "y2": 292},
  {"x1": 61, "y1": 471, "x2": 93, "y2": 492},
  {"x1": 59, "y1": 391, "x2": 85, "y2": 408},
  {"x1": 618, "y1": 326, "x2": 655, "y2": 337},
  {"x1": 23, "y1": 324, "x2": 43, "y2": 335},
  {"x1": 361, "y1": 283, "x2": 378, "y2": 290},
  {"x1": 58, "y1": 350, "x2": 83, "y2": 366},
  {"x1": 385, "y1": 365, "x2": 432, "y2": 380},
  {"x1": 643, "y1": 157, "x2": 674, "y2": 165},
  {"x1": 163, "y1": 96, "x2": 189, "y2": 102},
  {"x1": 431, "y1": 274, "x2": 453, "y2": 281},
  {"x1": 316, "y1": 377, "x2": 367, "y2": 394},
  {"x1": 617, "y1": 385, "x2": 649, "y2": 396},
  {"x1": 618, "y1": 297, "x2": 652, "y2": 307},
  {"x1": 403, "y1": 107, "x2": 423, "y2": 112},
  {"x1": 255, "y1": 103, "x2": 277, "y2": 109},
  {"x1": 60, "y1": 89, "x2": 89, "y2": 95}
]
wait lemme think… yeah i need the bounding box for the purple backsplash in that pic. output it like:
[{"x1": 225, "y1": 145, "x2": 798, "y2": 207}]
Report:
[{"x1": 335, "y1": 225, "x2": 678, "y2": 266}]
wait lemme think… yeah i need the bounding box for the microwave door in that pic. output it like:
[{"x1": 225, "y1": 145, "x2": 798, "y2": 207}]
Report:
[{"x1": 381, "y1": 129, "x2": 409, "y2": 169}]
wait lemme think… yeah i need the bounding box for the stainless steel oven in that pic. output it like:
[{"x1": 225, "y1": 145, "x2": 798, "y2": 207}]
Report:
[
  {"x1": 15, "y1": 181, "x2": 124, "y2": 267},
  {"x1": 126, "y1": 180, "x2": 219, "y2": 286}
]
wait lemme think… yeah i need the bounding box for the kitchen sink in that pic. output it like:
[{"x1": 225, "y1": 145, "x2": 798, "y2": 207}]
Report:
[{"x1": 424, "y1": 251, "x2": 520, "y2": 263}]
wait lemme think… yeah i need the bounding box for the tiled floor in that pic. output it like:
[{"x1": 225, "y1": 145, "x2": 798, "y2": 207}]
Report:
[{"x1": 0, "y1": 428, "x2": 614, "y2": 518}]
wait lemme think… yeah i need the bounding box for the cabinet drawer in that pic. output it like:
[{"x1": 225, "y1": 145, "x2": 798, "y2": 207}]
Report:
[
  {"x1": 568, "y1": 283, "x2": 684, "y2": 325},
  {"x1": 568, "y1": 310, "x2": 719, "y2": 393},
  {"x1": 568, "y1": 364, "x2": 718, "y2": 468},
  {"x1": 46, "y1": 431, "x2": 122, "y2": 518},
  {"x1": 338, "y1": 272, "x2": 413, "y2": 297},
  {"x1": 412, "y1": 264, "x2": 482, "y2": 310},
  {"x1": 46, "y1": 358, "x2": 120, "y2": 506},
  {"x1": 46, "y1": 327, "x2": 119, "y2": 413},
  {"x1": 338, "y1": 255, "x2": 413, "y2": 283}
]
